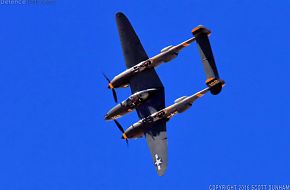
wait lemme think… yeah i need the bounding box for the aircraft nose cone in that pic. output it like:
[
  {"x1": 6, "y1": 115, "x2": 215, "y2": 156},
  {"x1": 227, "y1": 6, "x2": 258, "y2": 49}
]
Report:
[{"x1": 104, "y1": 113, "x2": 111, "y2": 120}]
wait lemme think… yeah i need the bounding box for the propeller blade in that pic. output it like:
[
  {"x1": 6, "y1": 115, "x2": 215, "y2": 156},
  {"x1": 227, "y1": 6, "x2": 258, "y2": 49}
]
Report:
[
  {"x1": 102, "y1": 73, "x2": 110, "y2": 83},
  {"x1": 114, "y1": 120, "x2": 125, "y2": 133},
  {"x1": 102, "y1": 73, "x2": 118, "y2": 103},
  {"x1": 114, "y1": 120, "x2": 129, "y2": 145},
  {"x1": 112, "y1": 88, "x2": 118, "y2": 103},
  {"x1": 125, "y1": 138, "x2": 129, "y2": 146}
]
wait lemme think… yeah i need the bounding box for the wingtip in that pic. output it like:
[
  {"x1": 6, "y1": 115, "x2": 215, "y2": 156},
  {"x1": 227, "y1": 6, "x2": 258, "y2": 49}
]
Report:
[
  {"x1": 157, "y1": 172, "x2": 165, "y2": 176},
  {"x1": 115, "y1": 12, "x2": 126, "y2": 18},
  {"x1": 115, "y1": 11, "x2": 131, "y2": 29},
  {"x1": 156, "y1": 166, "x2": 167, "y2": 176}
]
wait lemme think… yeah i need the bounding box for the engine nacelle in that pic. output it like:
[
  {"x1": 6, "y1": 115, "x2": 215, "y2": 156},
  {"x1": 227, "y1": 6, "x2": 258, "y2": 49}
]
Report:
[{"x1": 160, "y1": 45, "x2": 173, "y2": 53}]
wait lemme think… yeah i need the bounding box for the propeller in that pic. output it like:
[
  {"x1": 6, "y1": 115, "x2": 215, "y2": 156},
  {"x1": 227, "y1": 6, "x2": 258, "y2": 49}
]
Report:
[
  {"x1": 102, "y1": 73, "x2": 118, "y2": 103},
  {"x1": 113, "y1": 120, "x2": 128, "y2": 145}
]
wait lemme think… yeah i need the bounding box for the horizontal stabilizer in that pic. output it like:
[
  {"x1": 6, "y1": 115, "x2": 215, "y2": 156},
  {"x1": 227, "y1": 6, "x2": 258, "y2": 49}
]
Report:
[{"x1": 192, "y1": 25, "x2": 222, "y2": 95}]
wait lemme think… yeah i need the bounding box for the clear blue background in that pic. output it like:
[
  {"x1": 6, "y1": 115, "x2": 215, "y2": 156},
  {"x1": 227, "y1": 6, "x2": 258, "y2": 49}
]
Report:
[{"x1": 0, "y1": 0, "x2": 290, "y2": 189}]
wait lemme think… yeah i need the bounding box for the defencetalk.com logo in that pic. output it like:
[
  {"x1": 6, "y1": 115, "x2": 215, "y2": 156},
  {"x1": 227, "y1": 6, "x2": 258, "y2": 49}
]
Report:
[{"x1": 0, "y1": 0, "x2": 55, "y2": 5}]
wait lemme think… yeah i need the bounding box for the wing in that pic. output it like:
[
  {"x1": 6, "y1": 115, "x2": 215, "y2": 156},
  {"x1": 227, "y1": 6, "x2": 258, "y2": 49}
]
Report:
[
  {"x1": 116, "y1": 12, "x2": 168, "y2": 176},
  {"x1": 115, "y1": 12, "x2": 164, "y2": 92}
]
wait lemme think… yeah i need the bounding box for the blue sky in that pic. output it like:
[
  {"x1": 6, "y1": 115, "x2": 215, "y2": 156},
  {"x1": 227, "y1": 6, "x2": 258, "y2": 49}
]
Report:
[{"x1": 0, "y1": 0, "x2": 290, "y2": 189}]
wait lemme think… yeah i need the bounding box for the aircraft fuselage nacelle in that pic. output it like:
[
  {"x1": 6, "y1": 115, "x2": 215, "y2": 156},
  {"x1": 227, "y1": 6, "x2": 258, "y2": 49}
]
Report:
[{"x1": 105, "y1": 88, "x2": 159, "y2": 120}]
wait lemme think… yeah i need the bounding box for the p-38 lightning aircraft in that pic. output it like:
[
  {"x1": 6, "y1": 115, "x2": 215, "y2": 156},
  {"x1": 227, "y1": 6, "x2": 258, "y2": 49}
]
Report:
[{"x1": 104, "y1": 12, "x2": 224, "y2": 176}]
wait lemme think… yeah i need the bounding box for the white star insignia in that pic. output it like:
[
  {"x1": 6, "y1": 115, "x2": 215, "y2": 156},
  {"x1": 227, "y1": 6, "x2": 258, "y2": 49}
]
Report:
[{"x1": 154, "y1": 154, "x2": 163, "y2": 170}]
